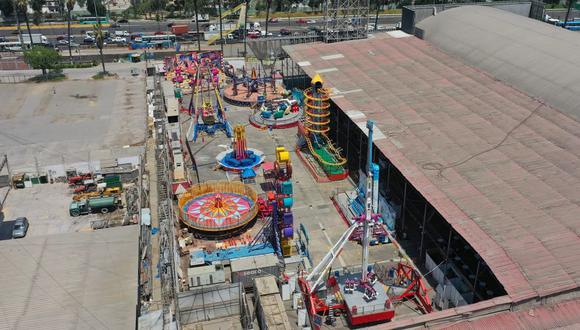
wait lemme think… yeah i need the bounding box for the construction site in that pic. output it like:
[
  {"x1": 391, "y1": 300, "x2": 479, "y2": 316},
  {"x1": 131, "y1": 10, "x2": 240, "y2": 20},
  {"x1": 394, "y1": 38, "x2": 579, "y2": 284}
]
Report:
[{"x1": 1, "y1": 1, "x2": 580, "y2": 330}]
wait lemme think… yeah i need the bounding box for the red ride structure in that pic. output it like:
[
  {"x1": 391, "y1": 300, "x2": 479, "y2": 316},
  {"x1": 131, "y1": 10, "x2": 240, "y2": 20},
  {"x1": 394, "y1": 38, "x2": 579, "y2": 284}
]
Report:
[{"x1": 298, "y1": 120, "x2": 433, "y2": 328}]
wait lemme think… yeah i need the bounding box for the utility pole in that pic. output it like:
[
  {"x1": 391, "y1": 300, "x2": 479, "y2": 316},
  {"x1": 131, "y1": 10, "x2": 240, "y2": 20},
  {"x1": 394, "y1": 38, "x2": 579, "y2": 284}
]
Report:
[
  {"x1": 374, "y1": 0, "x2": 382, "y2": 32},
  {"x1": 265, "y1": 0, "x2": 272, "y2": 37},
  {"x1": 564, "y1": 0, "x2": 574, "y2": 28},
  {"x1": 243, "y1": 0, "x2": 249, "y2": 57},
  {"x1": 13, "y1": 0, "x2": 24, "y2": 48},
  {"x1": 217, "y1": 0, "x2": 224, "y2": 54},
  {"x1": 193, "y1": 0, "x2": 201, "y2": 51}
]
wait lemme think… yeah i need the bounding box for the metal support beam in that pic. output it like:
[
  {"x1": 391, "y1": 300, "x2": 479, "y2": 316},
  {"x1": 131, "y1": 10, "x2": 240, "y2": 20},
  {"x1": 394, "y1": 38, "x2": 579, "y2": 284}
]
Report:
[
  {"x1": 401, "y1": 181, "x2": 407, "y2": 236},
  {"x1": 419, "y1": 203, "x2": 428, "y2": 260}
]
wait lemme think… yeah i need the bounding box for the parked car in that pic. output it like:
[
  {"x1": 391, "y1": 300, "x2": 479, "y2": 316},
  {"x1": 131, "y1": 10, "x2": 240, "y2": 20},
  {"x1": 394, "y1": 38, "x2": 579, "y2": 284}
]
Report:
[
  {"x1": 279, "y1": 28, "x2": 292, "y2": 36},
  {"x1": 58, "y1": 39, "x2": 80, "y2": 47},
  {"x1": 12, "y1": 217, "x2": 29, "y2": 239},
  {"x1": 111, "y1": 36, "x2": 127, "y2": 43},
  {"x1": 83, "y1": 36, "x2": 96, "y2": 44},
  {"x1": 247, "y1": 31, "x2": 260, "y2": 39},
  {"x1": 117, "y1": 18, "x2": 129, "y2": 23}
]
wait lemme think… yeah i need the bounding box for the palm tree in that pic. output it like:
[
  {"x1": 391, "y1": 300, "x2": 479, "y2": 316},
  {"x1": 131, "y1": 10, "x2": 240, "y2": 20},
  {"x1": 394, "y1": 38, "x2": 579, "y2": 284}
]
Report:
[
  {"x1": 94, "y1": 23, "x2": 106, "y2": 74},
  {"x1": 66, "y1": 0, "x2": 76, "y2": 63},
  {"x1": 15, "y1": 0, "x2": 34, "y2": 47},
  {"x1": 265, "y1": 0, "x2": 272, "y2": 38},
  {"x1": 30, "y1": 0, "x2": 45, "y2": 26}
]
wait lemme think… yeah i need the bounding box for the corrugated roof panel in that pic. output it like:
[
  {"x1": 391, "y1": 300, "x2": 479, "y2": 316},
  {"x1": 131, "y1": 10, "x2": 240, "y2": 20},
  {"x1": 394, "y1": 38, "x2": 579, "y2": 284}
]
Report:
[{"x1": 284, "y1": 32, "x2": 580, "y2": 302}]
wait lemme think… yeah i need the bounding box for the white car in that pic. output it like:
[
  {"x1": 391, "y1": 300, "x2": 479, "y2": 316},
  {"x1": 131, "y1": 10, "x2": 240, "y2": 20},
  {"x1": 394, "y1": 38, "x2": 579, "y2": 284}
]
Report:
[
  {"x1": 112, "y1": 36, "x2": 127, "y2": 43},
  {"x1": 306, "y1": 19, "x2": 317, "y2": 24}
]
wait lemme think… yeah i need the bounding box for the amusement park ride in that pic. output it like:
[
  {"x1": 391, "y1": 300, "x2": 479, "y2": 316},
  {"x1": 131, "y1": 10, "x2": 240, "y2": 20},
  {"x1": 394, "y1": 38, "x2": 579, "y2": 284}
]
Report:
[
  {"x1": 297, "y1": 74, "x2": 349, "y2": 182},
  {"x1": 216, "y1": 124, "x2": 265, "y2": 172},
  {"x1": 298, "y1": 120, "x2": 433, "y2": 328},
  {"x1": 223, "y1": 66, "x2": 279, "y2": 107},
  {"x1": 165, "y1": 51, "x2": 233, "y2": 142}
]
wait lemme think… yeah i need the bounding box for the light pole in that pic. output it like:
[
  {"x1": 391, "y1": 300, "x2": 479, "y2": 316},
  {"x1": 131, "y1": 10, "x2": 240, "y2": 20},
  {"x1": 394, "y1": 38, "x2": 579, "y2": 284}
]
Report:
[
  {"x1": 193, "y1": 0, "x2": 201, "y2": 51},
  {"x1": 217, "y1": 0, "x2": 223, "y2": 54}
]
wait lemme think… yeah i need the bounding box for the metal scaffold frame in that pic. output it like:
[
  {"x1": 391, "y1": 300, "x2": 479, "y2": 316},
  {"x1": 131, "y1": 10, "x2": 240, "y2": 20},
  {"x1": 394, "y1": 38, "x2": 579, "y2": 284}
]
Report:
[
  {"x1": 152, "y1": 75, "x2": 182, "y2": 328},
  {"x1": 324, "y1": 0, "x2": 370, "y2": 42}
]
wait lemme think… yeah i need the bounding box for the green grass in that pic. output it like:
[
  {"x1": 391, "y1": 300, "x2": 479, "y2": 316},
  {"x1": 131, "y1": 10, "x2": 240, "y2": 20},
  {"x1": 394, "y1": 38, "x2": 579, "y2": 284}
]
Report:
[
  {"x1": 92, "y1": 71, "x2": 114, "y2": 80},
  {"x1": 55, "y1": 61, "x2": 98, "y2": 69},
  {"x1": 28, "y1": 70, "x2": 66, "y2": 82}
]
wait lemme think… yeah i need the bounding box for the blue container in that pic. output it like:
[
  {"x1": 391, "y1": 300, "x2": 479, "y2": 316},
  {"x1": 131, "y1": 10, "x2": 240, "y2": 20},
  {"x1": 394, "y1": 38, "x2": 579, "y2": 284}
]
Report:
[
  {"x1": 283, "y1": 212, "x2": 293, "y2": 226},
  {"x1": 282, "y1": 197, "x2": 293, "y2": 208}
]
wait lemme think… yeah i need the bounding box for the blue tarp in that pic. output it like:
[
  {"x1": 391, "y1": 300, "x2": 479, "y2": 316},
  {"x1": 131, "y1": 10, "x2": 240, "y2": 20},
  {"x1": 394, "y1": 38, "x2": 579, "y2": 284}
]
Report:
[{"x1": 191, "y1": 242, "x2": 275, "y2": 263}]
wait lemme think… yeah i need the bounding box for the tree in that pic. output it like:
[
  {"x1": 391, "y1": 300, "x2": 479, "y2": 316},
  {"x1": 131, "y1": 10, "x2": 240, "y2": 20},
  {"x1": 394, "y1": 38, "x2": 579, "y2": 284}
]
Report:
[
  {"x1": 264, "y1": 0, "x2": 271, "y2": 37},
  {"x1": 66, "y1": 0, "x2": 76, "y2": 63},
  {"x1": 86, "y1": 0, "x2": 105, "y2": 15},
  {"x1": 94, "y1": 23, "x2": 106, "y2": 74},
  {"x1": 24, "y1": 46, "x2": 61, "y2": 76},
  {"x1": 15, "y1": 0, "x2": 34, "y2": 46},
  {"x1": 30, "y1": 0, "x2": 45, "y2": 25},
  {"x1": 0, "y1": 0, "x2": 14, "y2": 17}
]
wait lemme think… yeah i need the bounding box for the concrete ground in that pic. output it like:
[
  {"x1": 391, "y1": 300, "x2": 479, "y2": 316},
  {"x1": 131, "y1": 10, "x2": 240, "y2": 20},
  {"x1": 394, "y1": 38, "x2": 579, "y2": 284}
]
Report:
[
  {"x1": 180, "y1": 94, "x2": 395, "y2": 270},
  {"x1": 0, "y1": 183, "x2": 126, "y2": 241},
  {"x1": 0, "y1": 62, "x2": 147, "y2": 174}
]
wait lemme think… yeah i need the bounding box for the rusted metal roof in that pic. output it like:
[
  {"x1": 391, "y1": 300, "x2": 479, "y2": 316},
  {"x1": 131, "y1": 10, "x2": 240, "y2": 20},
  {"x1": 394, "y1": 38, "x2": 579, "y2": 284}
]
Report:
[
  {"x1": 284, "y1": 33, "x2": 580, "y2": 303},
  {"x1": 440, "y1": 299, "x2": 580, "y2": 329}
]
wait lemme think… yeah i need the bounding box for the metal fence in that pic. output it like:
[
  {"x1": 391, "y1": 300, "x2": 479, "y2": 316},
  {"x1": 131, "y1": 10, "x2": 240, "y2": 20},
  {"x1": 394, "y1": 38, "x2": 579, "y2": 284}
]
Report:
[{"x1": 0, "y1": 73, "x2": 35, "y2": 84}]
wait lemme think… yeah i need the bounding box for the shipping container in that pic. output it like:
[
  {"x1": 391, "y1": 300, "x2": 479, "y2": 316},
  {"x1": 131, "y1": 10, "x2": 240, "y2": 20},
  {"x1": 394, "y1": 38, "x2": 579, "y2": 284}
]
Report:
[{"x1": 230, "y1": 254, "x2": 279, "y2": 289}]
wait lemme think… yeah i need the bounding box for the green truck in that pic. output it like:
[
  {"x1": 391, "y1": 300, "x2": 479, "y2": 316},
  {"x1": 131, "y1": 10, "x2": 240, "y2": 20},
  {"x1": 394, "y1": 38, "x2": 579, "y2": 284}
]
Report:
[{"x1": 69, "y1": 196, "x2": 121, "y2": 217}]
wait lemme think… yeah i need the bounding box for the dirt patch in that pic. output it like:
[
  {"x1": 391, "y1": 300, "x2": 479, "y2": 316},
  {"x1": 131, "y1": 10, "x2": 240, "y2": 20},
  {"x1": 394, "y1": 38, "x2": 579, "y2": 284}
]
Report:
[{"x1": 70, "y1": 94, "x2": 97, "y2": 100}]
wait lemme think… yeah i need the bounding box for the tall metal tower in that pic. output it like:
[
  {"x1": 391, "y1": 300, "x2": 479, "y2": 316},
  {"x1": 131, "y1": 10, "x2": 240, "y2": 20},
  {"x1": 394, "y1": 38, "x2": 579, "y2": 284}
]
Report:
[{"x1": 323, "y1": 0, "x2": 370, "y2": 43}]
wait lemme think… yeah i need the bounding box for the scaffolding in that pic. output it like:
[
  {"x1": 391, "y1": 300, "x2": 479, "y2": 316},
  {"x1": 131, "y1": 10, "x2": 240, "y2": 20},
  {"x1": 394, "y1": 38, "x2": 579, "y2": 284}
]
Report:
[
  {"x1": 324, "y1": 0, "x2": 370, "y2": 42},
  {"x1": 152, "y1": 75, "x2": 182, "y2": 328}
]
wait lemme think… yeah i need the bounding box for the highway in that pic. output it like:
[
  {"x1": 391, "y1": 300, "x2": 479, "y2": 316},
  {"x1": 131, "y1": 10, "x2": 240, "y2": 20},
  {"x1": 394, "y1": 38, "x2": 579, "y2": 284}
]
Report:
[{"x1": 0, "y1": 14, "x2": 401, "y2": 39}]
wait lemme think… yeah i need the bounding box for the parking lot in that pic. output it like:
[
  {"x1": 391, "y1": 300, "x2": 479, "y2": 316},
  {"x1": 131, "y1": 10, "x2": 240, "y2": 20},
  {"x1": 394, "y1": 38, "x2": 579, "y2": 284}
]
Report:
[{"x1": 0, "y1": 183, "x2": 125, "y2": 240}]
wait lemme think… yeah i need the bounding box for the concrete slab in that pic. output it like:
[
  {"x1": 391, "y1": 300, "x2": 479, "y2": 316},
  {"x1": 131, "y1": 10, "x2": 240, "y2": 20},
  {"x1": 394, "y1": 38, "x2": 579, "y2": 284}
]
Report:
[{"x1": 0, "y1": 63, "x2": 146, "y2": 174}]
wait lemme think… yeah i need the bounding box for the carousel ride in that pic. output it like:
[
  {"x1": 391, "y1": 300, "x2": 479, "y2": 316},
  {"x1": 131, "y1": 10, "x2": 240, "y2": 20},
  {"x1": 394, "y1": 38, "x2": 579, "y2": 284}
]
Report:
[
  {"x1": 297, "y1": 74, "x2": 348, "y2": 182},
  {"x1": 249, "y1": 88, "x2": 305, "y2": 129},
  {"x1": 216, "y1": 124, "x2": 265, "y2": 172},
  {"x1": 178, "y1": 181, "x2": 259, "y2": 236},
  {"x1": 223, "y1": 66, "x2": 280, "y2": 107}
]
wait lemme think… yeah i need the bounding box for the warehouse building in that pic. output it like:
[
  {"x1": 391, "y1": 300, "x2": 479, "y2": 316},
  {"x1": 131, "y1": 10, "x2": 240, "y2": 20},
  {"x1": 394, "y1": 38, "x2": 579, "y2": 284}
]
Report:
[{"x1": 284, "y1": 6, "x2": 580, "y2": 328}]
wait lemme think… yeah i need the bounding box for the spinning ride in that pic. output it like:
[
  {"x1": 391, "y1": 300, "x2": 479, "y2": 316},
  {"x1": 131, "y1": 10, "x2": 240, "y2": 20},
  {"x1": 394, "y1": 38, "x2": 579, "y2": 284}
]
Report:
[
  {"x1": 216, "y1": 124, "x2": 264, "y2": 172},
  {"x1": 164, "y1": 51, "x2": 225, "y2": 94},
  {"x1": 249, "y1": 89, "x2": 305, "y2": 129},
  {"x1": 223, "y1": 67, "x2": 280, "y2": 107},
  {"x1": 297, "y1": 74, "x2": 348, "y2": 181},
  {"x1": 178, "y1": 181, "x2": 259, "y2": 233},
  {"x1": 298, "y1": 121, "x2": 432, "y2": 328}
]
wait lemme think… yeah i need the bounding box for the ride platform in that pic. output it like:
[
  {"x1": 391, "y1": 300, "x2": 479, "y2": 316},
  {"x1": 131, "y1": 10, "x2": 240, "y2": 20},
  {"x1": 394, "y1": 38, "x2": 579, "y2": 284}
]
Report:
[
  {"x1": 334, "y1": 274, "x2": 395, "y2": 326},
  {"x1": 223, "y1": 84, "x2": 280, "y2": 107}
]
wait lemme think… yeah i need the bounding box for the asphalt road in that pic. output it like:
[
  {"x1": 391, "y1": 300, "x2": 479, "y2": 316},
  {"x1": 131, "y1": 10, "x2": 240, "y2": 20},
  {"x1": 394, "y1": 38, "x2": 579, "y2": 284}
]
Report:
[{"x1": 0, "y1": 15, "x2": 401, "y2": 39}]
